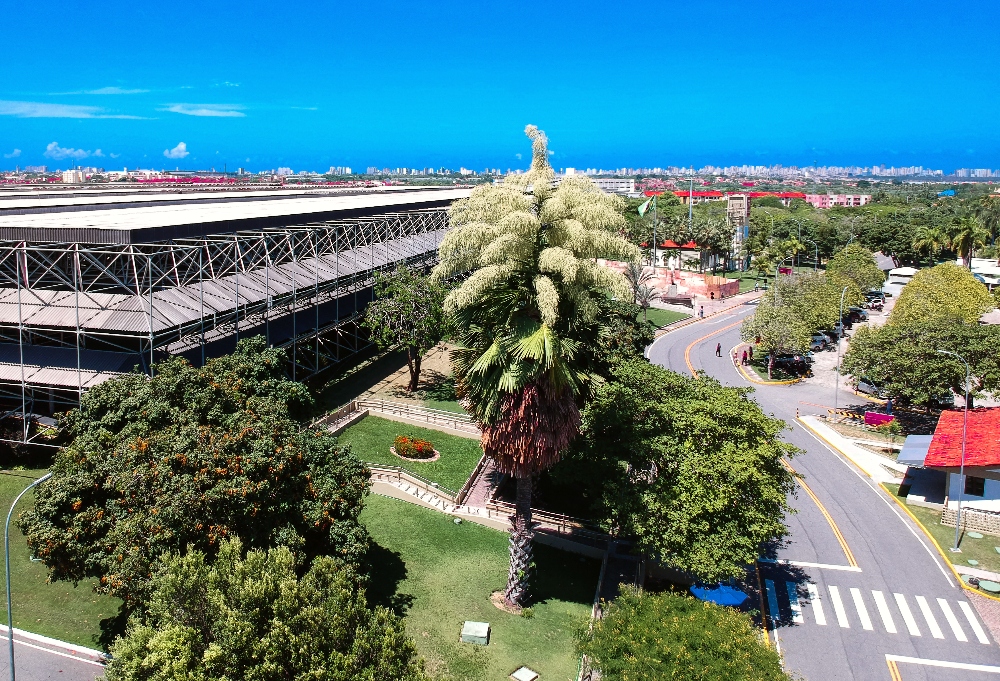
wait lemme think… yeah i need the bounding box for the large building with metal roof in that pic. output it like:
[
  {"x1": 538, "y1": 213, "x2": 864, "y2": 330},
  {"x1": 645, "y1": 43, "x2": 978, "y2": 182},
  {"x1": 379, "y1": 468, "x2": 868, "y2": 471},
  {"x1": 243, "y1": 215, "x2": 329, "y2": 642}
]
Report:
[{"x1": 0, "y1": 185, "x2": 471, "y2": 441}]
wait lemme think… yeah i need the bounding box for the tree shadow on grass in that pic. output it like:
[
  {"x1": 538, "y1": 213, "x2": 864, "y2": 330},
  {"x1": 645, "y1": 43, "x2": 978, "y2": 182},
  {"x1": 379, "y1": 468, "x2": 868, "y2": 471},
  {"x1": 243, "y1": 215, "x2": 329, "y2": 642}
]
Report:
[
  {"x1": 361, "y1": 540, "x2": 415, "y2": 617},
  {"x1": 98, "y1": 606, "x2": 130, "y2": 650},
  {"x1": 529, "y1": 544, "x2": 602, "y2": 608}
]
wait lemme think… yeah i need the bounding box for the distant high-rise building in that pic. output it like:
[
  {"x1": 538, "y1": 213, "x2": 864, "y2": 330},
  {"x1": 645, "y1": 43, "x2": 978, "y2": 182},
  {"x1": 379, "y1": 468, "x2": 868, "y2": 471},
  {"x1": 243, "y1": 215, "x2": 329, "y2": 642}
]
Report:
[
  {"x1": 61, "y1": 169, "x2": 85, "y2": 183},
  {"x1": 24, "y1": 165, "x2": 47, "y2": 173}
]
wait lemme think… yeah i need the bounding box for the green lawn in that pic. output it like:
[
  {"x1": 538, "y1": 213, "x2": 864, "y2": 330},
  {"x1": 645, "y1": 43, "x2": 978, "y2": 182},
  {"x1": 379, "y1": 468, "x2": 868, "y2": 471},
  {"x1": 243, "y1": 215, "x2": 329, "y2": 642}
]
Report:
[
  {"x1": 885, "y1": 483, "x2": 1000, "y2": 575},
  {"x1": 361, "y1": 494, "x2": 600, "y2": 681},
  {"x1": 0, "y1": 470, "x2": 119, "y2": 648},
  {"x1": 640, "y1": 308, "x2": 689, "y2": 329},
  {"x1": 338, "y1": 415, "x2": 482, "y2": 493}
]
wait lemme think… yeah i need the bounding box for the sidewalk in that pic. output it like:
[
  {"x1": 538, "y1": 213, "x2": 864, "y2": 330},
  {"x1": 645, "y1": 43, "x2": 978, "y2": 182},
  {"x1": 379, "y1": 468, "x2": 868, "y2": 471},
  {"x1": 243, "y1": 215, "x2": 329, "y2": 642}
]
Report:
[{"x1": 798, "y1": 414, "x2": 906, "y2": 483}]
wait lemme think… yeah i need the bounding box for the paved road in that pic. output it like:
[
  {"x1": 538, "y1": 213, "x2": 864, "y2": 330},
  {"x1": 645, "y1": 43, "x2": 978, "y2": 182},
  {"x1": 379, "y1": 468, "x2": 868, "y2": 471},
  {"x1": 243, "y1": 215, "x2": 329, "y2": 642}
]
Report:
[
  {"x1": 0, "y1": 628, "x2": 103, "y2": 681},
  {"x1": 648, "y1": 300, "x2": 1000, "y2": 681}
]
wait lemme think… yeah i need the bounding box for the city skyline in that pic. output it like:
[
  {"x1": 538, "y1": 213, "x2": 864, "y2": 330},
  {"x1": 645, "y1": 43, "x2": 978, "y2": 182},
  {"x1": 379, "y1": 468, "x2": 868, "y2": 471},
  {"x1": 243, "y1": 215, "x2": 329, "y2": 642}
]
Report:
[{"x1": 2, "y1": 1, "x2": 999, "y2": 172}]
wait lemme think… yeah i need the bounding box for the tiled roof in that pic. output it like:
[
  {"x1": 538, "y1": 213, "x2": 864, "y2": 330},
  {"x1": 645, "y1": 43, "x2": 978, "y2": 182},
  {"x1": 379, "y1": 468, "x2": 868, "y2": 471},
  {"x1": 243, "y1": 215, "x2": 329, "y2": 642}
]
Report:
[{"x1": 924, "y1": 408, "x2": 1000, "y2": 468}]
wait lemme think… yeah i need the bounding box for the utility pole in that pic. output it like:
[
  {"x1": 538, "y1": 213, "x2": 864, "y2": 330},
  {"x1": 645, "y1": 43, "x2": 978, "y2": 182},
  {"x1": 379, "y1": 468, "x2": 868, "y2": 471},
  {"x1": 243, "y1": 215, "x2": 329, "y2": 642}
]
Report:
[{"x1": 833, "y1": 286, "x2": 849, "y2": 418}]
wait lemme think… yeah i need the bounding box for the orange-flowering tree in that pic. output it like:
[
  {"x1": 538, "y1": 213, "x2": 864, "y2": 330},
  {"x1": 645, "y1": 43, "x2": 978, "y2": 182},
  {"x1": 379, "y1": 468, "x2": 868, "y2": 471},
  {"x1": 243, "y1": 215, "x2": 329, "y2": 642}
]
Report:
[{"x1": 18, "y1": 337, "x2": 370, "y2": 611}]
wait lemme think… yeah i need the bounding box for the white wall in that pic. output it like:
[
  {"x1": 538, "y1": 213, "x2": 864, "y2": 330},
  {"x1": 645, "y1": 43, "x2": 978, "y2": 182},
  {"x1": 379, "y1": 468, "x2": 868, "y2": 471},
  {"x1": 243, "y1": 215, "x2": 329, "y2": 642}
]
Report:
[{"x1": 947, "y1": 473, "x2": 1000, "y2": 512}]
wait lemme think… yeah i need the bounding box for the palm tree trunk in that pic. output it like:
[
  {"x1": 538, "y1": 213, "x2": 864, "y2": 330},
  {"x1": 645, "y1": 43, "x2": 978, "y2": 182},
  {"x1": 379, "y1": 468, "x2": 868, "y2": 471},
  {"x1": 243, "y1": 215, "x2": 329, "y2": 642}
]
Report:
[
  {"x1": 406, "y1": 345, "x2": 421, "y2": 391},
  {"x1": 504, "y1": 473, "x2": 534, "y2": 608}
]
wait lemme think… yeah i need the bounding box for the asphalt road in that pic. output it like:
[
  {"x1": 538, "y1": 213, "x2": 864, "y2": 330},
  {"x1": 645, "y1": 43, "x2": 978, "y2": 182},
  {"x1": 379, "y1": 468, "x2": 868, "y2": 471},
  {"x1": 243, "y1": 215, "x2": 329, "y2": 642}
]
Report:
[
  {"x1": 0, "y1": 628, "x2": 103, "y2": 681},
  {"x1": 648, "y1": 300, "x2": 1000, "y2": 681}
]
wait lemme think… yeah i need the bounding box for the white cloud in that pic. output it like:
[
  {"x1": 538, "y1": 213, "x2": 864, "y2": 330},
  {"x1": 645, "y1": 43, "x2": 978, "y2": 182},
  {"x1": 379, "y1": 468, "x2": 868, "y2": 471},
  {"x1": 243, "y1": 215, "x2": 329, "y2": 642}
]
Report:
[
  {"x1": 110, "y1": 153, "x2": 121, "y2": 159},
  {"x1": 3, "y1": 149, "x2": 21, "y2": 159},
  {"x1": 56, "y1": 86, "x2": 149, "y2": 95},
  {"x1": 163, "y1": 142, "x2": 190, "y2": 159},
  {"x1": 85, "y1": 86, "x2": 148, "y2": 95},
  {"x1": 163, "y1": 103, "x2": 245, "y2": 118},
  {"x1": 44, "y1": 142, "x2": 92, "y2": 160},
  {"x1": 0, "y1": 100, "x2": 145, "y2": 119},
  {"x1": 93, "y1": 149, "x2": 104, "y2": 157}
]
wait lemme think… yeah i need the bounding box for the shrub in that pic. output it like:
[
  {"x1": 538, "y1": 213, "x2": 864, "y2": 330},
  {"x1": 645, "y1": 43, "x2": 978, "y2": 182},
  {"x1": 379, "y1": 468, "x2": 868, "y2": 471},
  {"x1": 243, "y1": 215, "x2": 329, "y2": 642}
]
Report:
[
  {"x1": 577, "y1": 587, "x2": 789, "y2": 681},
  {"x1": 394, "y1": 435, "x2": 436, "y2": 459}
]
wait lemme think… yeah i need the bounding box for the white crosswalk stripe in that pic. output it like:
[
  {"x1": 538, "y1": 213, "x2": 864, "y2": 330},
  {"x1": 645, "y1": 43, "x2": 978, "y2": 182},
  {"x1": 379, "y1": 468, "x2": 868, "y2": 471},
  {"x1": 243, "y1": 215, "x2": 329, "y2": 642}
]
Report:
[
  {"x1": 915, "y1": 595, "x2": 945, "y2": 639},
  {"x1": 828, "y1": 585, "x2": 851, "y2": 628},
  {"x1": 937, "y1": 599, "x2": 968, "y2": 642},
  {"x1": 806, "y1": 582, "x2": 826, "y2": 625},
  {"x1": 785, "y1": 582, "x2": 804, "y2": 623},
  {"x1": 958, "y1": 600, "x2": 992, "y2": 645},
  {"x1": 761, "y1": 579, "x2": 991, "y2": 645},
  {"x1": 871, "y1": 591, "x2": 897, "y2": 634},
  {"x1": 850, "y1": 588, "x2": 874, "y2": 630},
  {"x1": 895, "y1": 592, "x2": 921, "y2": 636}
]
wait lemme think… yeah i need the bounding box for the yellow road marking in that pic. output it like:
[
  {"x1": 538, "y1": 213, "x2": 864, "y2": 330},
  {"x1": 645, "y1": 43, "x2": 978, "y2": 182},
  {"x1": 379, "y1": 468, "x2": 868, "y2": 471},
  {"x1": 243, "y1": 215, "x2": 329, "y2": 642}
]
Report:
[
  {"x1": 879, "y1": 481, "x2": 1000, "y2": 605},
  {"x1": 683, "y1": 319, "x2": 745, "y2": 377},
  {"x1": 781, "y1": 459, "x2": 859, "y2": 569},
  {"x1": 886, "y1": 658, "x2": 903, "y2": 681}
]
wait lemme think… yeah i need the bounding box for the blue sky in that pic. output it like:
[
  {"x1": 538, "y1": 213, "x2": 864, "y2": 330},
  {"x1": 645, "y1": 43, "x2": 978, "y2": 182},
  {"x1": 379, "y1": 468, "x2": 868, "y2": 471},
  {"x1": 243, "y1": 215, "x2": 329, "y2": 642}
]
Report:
[{"x1": 2, "y1": 0, "x2": 998, "y2": 173}]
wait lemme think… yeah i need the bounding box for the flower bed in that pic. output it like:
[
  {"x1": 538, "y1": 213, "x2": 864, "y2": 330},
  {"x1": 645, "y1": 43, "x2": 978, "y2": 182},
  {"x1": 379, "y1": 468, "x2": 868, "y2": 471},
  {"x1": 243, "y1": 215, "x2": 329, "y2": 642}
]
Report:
[{"x1": 392, "y1": 435, "x2": 439, "y2": 462}]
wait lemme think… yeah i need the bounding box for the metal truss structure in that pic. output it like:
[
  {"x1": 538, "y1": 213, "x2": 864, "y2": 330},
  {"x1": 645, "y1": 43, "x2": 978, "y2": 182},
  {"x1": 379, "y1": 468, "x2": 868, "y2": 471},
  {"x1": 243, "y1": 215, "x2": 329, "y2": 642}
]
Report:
[{"x1": 0, "y1": 207, "x2": 451, "y2": 441}]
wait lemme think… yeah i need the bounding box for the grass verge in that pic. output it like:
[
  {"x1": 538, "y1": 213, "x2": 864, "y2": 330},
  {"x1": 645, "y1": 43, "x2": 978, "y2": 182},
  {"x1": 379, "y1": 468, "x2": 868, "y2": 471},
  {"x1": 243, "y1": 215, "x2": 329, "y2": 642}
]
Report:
[
  {"x1": 640, "y1": 308, "x2": 689, "y2": 329},
  {"x1": 361, "y1": 494, "x2": 600, "y2": 681},
  {"x1": 338, "y1": 415, "x2": 482, "y2": 493},
  {"x1": 0, "y1": 470, "x2": 119, "y2": 648},
  {"x1": 885, "y1": 483, "x2": 1000, "y2": 575}
]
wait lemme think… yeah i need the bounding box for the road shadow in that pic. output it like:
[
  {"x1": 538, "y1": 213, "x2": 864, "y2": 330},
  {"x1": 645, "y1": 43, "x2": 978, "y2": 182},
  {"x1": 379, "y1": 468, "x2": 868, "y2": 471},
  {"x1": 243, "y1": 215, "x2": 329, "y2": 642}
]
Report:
[{"x1": 360, "y1": 540, "x2": 414, "y2": 617}]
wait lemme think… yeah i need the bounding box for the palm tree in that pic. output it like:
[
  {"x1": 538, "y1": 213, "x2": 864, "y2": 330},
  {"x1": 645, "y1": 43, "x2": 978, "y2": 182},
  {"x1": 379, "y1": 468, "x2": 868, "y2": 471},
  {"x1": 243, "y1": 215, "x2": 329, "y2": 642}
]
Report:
[
  {"x1": 974, "y1": 194, "x2": 1000, "y2": 244},
  {"x1": 432, "y1": 126, "x2": 637, "y2": 609},
  {"x1": 623, "y1": 259, "x2": 654, "y2": 303},
  {"x1": 948, "y1": 216, "x2": 990, "y2": 268},
  {"x1": 635, "y1": 284, "x2": 657, "y2": 323},
  {"x1": 912, "y1": 225, "x2": 949, "y2": 267}
]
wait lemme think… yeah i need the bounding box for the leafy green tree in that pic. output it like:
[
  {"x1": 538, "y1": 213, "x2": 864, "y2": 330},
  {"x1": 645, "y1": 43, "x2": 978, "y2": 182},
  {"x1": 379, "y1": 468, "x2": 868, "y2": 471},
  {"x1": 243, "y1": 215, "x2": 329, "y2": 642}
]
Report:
[
  {"x1": 431, "y1": 126, "x2": 637, "y2": 608},
  {"x1": 562, "y1": 360, "x2": 798, "y2": 581},
  {"x1": 753, "y1": 195, "x2": 784, "y2": 209},
  {"x1": 19, "y1": 338, "x2": 370, "y2": 609},
  {"x1": 741, "y1": 278, "x2": 815, "y2": 378},
  {"x1": 592, "y1": 299, "x2": 655, "y2": 373},
  {"x1": 889, "y1": 262, "x2": 994, "y2": 326},
  {"x1": 362, "y1": 267, "x2": 450, "y2": 391},
  {"x1": 105, "y1": 539, "x2": 425, "y2": 681},
  {"x1": 826, "y1": 244, "x2": 885, "y2": 294},
  {"x1": 843, "y1": 321, "x2": 1000, "y2": 408},
  {"x1": 577, "y1": 588, "x2": 789, "y2": 681}
]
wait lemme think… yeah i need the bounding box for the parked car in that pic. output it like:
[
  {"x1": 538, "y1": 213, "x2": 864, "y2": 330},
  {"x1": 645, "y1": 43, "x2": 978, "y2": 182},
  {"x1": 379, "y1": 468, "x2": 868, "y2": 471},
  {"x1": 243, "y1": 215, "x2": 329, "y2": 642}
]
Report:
[
  {"x1": 771, "y1": 353, "x2": 812, "y2": 377},
  {"x1": 824, "y1": 322, "x2": 846, "y2": 339},
  {"x1": 847, "y1": 307, "x2": 869, "y2": 323},
  {"x1": 855, "y1": 376, "x2": 887, "y2": 398},
  {"x1": 809, "y1": 334, "x2": 828, "y2": 352},
  {"x1": 865, "y1": 290, "x2": 886, "y2": 303}
]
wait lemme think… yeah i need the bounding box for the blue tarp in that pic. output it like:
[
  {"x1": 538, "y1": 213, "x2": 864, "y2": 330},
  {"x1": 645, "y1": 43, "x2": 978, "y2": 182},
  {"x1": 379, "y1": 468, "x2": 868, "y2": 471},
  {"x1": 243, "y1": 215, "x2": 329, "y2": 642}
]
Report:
[
  {"x1": 938, "y1": 189, "x2": 956, "y2": 197},
  {"x1": 690, "y1": 584, "x2": 749, "y2": 606}
]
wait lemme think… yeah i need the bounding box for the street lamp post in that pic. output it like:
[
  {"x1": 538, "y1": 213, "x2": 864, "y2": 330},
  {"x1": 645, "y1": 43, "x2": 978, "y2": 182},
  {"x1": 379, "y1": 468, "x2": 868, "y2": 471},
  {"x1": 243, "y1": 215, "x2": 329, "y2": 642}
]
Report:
[
  {"x1": 936, "y1": 349, "x2": 970, "y2": 553},
  {"x1": 5, "y1": 472, "x2": 52, "y2": 681},
  {"x1": 833, "y1": 286, "x2": 849, "y2": 419}
]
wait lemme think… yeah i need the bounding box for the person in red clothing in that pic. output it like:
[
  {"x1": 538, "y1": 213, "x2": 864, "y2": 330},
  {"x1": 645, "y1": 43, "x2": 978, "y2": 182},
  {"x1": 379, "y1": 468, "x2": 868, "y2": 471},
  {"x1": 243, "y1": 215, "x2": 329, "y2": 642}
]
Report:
[{"x1": 741, "y1": 349, "x2": 748, "y2": 365}]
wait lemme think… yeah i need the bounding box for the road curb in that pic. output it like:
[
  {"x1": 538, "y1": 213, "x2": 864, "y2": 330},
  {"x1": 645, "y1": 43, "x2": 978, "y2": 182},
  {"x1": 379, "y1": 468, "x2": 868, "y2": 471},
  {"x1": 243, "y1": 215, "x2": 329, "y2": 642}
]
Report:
[
  {"x1": 0, "y1": 624, "x2": 105, "y2": 662},
  {"x1": 797, "y1": 416, "x2": 873, "y2": 479},
  {"x1": 877, "y1": 482, "x2": 1000, "y2": 605},
  {"x1": 730, "y1": 344, "x2": 800, "y2": 385}
]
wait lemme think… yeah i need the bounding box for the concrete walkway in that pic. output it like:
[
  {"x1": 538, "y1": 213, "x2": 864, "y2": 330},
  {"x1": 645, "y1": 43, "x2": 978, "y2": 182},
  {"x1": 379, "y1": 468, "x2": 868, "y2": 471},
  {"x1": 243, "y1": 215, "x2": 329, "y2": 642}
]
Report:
[{"x1": 798, "y1": 414, "x2": 907, "y2": 483}]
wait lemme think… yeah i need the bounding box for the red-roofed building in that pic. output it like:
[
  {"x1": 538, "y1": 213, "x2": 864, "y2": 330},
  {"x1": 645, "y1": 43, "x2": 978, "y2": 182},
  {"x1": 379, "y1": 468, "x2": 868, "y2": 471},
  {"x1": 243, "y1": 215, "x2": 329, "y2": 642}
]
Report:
[
  {"x1": 672, "y1": 190, "x2": 724, "y2": 205},
  {"x1": 905, "y1": 408, "x2": 1000, "y2": 512}
]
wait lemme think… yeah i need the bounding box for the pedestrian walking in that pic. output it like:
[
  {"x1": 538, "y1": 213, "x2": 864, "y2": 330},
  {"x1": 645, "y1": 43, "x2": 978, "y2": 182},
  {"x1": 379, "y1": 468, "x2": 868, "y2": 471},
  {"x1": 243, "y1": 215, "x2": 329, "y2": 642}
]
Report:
[
  {"x1": 748, "y1": 345, "x2": 754, "y2": 362},
  {"x1": 699, "y1": 305, "x2": 704, "y2": 318},
  {"x1": 732, "y1": 350, "x2": 738, "y2": 365},
  {"x1": 741, "y1": 349, "x2": 748, "y2": 365},
  {"x1": 715, "y1": 342, "x2": 722, "y2": 357}
]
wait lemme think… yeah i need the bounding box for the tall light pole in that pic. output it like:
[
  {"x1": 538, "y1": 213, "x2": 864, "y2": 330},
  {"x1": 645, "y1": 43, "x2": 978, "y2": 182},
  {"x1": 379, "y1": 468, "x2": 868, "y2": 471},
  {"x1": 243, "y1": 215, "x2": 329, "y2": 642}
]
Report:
[
  {"x1": 833, "y1": 286, "x2": 849, "y2": 419},
  {"x1": 936, "y1": 349, "x2": 970, "y2": 553},
  {"x1": 6, "y1": 472, "x2": 52, "y2": 681}
]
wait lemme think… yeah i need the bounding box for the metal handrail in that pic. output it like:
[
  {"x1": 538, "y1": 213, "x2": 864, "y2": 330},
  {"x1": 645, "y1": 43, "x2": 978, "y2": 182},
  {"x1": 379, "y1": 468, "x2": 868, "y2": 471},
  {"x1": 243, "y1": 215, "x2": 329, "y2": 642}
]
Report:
[
  {"x1": 367, "y1": 463, "x2": 459, "y2": 500},
  {"x1": 357, "y1": 398, "x2": 475, "y2": 423}
]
